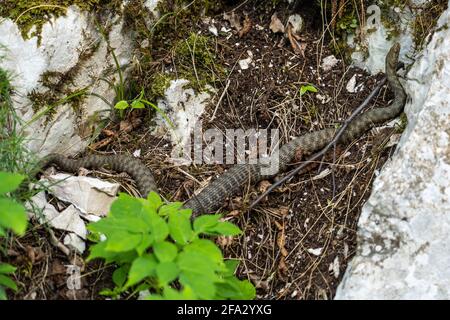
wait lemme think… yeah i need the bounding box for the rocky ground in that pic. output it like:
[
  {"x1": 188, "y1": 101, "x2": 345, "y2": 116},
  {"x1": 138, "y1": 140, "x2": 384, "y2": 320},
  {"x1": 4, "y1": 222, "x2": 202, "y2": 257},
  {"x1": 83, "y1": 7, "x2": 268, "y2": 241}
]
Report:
[{"x1": 5, "y1": 0, "x2": 409, "y2": 299}]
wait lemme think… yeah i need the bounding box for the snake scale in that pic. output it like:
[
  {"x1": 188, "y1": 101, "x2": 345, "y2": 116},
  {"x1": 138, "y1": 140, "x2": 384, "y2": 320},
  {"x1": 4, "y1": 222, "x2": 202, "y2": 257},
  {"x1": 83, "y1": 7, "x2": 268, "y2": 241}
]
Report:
[{"x1": 40, "y1": 43, "x2": 406, "y2": 216}]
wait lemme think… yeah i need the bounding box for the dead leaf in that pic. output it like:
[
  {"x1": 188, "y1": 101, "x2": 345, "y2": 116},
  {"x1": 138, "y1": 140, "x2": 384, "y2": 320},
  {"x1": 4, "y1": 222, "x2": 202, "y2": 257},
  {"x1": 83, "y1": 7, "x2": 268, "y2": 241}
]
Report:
[
  {"x1": 227, "y1": 210, "x2": 240, "y2": 217},
  {"x1": 248, "y1": 274, "x2": 270, "y2": 291},
  {"x1": 217, "y1": 235, "x2": 234, "y2": 247},
  {"x1": 223, "y1": 12, "x2": 242, "y2": 31},
  {"x1": 257, "y1": 180, "x2": 272, "y2": 194},
  {"x1": 270, "y1": 13, "x2": 285, "y2": 33},
  {"x1": 90, "y1": 137, "x2": 113, "y2": 150},
  {"x1": 102, "y1": 129, "x2": 116, "y2": 137},
  {"x1": 287, "y1": 25, "x2": 306, "y2": 57},
  {"x1": 239, "y1": 15, "x2": 252, "y2": 37}
]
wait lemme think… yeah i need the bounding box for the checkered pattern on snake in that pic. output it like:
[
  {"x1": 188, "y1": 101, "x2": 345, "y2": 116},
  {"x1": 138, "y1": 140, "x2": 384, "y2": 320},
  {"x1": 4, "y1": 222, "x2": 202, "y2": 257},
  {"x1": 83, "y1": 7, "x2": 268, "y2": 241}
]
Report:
[{"x1": 41, "y1": 43, "x2": 406, "y2": 216}]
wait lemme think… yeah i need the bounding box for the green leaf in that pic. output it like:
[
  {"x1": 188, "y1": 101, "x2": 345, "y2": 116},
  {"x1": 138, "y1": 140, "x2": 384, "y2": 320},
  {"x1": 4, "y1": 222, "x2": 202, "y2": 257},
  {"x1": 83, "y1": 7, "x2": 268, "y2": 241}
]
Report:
[
  {"x1": 223, "y1": 259, "x2": 239, "y2": 276},
  {"x1": 209, "y1": 221, "x2": 242, "y2": 236},
  {"x1": 0, "y1": 274, "x2": 18, "y2": 291},
  {"x1": 159, "y1": 202, "x2": 184, "y2": 216},
  {"x1": 131, "y1": 100, "x2": 145, "y2": 109},
  {"x1": 126, "y1": 254, "x2": 157, "y2": 288},
  {"x1": 162, "y1": 285, "x2": 196, "y2": 300},
  {"x1": 177, "y1": 250, "x2": 221, "y2": 282},
  {"x1": 0, "y1": 286, "x2": 6, "y2": 300},
  {"x1": 168, "y1": 211, "x2": 194, "y2": 245},
  {"x1": 299, "y1": 84, "x2": 318, "y2": 96},
  {"x1": 153, "y1": 241, "x2": 178, "y2": 262},
  {"x1": 193, "y1": 214, "x2": 221, "y2": 233},
  {"x1": 0, "y1": 226, "x2": 5, "y2": 237},
  {"x1": 114, "y1": 100, "x2": 129, "y2": 110},
  {"x1": 135, "y1": 233, "x2": 153, "y2": 256},
  {"x1": 0, "y1": 198, "x2": 27, "y2": 235},
  {"x1": 147, "y1": 192, "x2": 163, "y2": 211},
  {"x1": 0, "y1": 172, "x2": 24, "y2": 194},
  {"x1": 112, "y1": 265, "x2": 129, "y2": 288},
  {"x1": 0, "y1": 264, "x2": 16, "y2": 275},
  {"x1": 151, "y1": 213, "x2": 169, "y2": 242},
  {"x1": 178, "y1": 272, "x2": 217, "y2": 300},
  {"x1": 105, "y1": 231, "x2": 143, "y2": 252},
  {"x1": 184, "y1": 239, "x2": 223, "y2": 265},
  {"x1": 110, "y1": 193, "x2": 144, "y2": 219},
  {"x1": 216, "y1": 278, "x2": 256, "y2": 300},
  {"x1": 156, "y1": 261, "x2": 179, "y2": 284}
]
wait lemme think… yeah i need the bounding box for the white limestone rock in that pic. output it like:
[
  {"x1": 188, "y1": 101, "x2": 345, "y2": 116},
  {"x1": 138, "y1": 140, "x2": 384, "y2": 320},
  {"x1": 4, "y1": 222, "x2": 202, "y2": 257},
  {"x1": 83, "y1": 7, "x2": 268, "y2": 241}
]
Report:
[
  {"x1": 335, "y1": 5, "x2": 450, "y2": 300},
  {"x1": 42, "y1": 173, "x2": 120, "y2": 217},
  {"x1": 0, "y1": 5, "x2": 134, "y2": 158}
]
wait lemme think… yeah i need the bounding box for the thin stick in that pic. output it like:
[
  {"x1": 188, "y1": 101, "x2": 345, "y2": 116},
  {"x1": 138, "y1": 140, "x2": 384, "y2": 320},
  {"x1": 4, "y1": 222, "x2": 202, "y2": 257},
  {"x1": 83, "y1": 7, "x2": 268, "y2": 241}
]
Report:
[
  {"x1": 249, "y1": 76, "x2": 387, "y2": 210},
  {"x1": 209, "y1": 79, "x2": 231, "y2": 122}
]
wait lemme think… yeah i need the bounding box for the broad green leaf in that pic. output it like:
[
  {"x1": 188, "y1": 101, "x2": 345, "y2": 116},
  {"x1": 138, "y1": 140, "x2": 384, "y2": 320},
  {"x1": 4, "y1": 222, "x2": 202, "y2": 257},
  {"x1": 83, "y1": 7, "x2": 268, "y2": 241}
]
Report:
[
  {"x1": 168, "y1": 211, "x2": 194, "y2": 245},
  {"x1": 135, "y1": 233, "x2": 153, "y2": 256},
  {"x1": 0, "y1": 226, "x2": 5, "y2": 237},
  {"x1": 114, "y1": 100, "x2": 129, "y2": 110},
  {"x1": 0, "y1": 286, "x2": 6, "y2": 300},
  {"x1": 148, "y1": 211, "x2": 169, "y2": 243},
  {"x1": 88, "y1": 216, "x2": 150, "y2": 235},
  {"x1": 146, "y1": 192, "x2": 163, "y2": 212},
  {"x1": 178, "y1": 273, "x2": 217, "y2": 300},
  {"x1": 87, "y1": 241, "x2": 137, "y2": 263},
  {"x1": 209, "y1": 221, "x2": 242, "y2": 236},
  {"x1": 223, "y1": 259, "x2": 239, "y2": 276},
  {"x1": 216, "y1": 278, "x2": 256, "y2": 300},
  {"x1": 0, "y1": 198, "x2": 27, "y2": 235},
  {"x1": 300, "y1": 84, "x2": 318, "y2": 96},
  {"x1": 159, "y1": 202, "x2": 184, "y2": 216},
  {"x1": 126, "y1": 254, "x2": 157, "y2": 288},
  {"x1": 131, "y1": 100, "x2": 145, "y2": 109},
  {"x1": 153, "y1": 241, "x2": 178, "y2": 262},
  {"x1": 156, "y1": 261, "x2": 179, "y2": 284},
  {"x1": 0, "y1": 274, "x2": 17, "y2": 291},
  {"x1": 0, "y1": 172, "x2": 24, "y2": 194},
  {"x1": 163, "y1": 285, "x2": 196, "y2": 300},
  {"x1": 177, "y1": 250, "x2": 220, "y2": 281},
  {"x1": 105, "y1": 231, "x2": 143, "y2": 252},
  {"x1": 0, "y1": 264, "x2": 16, "y2": 274},
  {"x1": 193, "y1": 214, "x2": 221, "y2": 233},
  {"x1": 184, "y1": 239, "x2": 223, "y2": 265},
  {"x1": 110, "y1": 193, "x2": 144, "y2": 219},
  {"x1": 112, "y1": 265, "x2": 128, "y2": 288}
]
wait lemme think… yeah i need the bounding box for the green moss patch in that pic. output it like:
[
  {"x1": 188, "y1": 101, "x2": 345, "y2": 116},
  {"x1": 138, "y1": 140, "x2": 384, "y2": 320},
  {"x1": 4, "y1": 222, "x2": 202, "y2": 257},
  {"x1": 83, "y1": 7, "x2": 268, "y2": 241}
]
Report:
[{"x1": 0, "y1": 0, "x2": 100, "y2": 44}]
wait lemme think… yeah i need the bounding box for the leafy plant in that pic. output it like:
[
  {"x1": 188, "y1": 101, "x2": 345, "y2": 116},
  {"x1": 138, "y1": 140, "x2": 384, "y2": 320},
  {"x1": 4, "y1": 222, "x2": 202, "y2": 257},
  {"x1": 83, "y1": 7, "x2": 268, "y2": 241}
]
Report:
[
  {"x1": 299, "y1": 84, "x2": 318, "y2": 96},
  {"x1": 87, "y1": 192, "x2": 255, "y2": 300},
  {"x1": 113, "y1": 89, "x2": 175, "y2": 128},
  {"x1": 0, "y1": 171, "x2": 28, "y2": 300}
]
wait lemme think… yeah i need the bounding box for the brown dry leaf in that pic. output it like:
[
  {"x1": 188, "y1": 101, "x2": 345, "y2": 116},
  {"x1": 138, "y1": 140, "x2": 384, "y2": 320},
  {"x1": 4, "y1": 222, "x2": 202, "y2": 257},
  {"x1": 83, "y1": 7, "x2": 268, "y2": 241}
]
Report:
[
  {"x1": 217, "y1": 235, "x2": 234, "y2": 248},
  {"x1": 90, "y1": 137, "x2": 113, "y2": 150},
  {"x1": 269, "y1": 13, "x2": 285, "y2": 33},
  {"x1": 287, "y1": 25, "x2": 306, "y2": 57},
  {"x1": 239, "y1": 15, "x2": 252, "y2": 37},
  {"x1": 120, "y1": 120, "x2": 134, "y2": 133},
  {"x1": 227, "y1": 210, "x2": 240, "y2": 217},
  {"x1": 102, "y1": 129, "x2": 116, "y2": 137},
  {"x1": 278, "y1": 256, "x2": 289, "y2": 275},
  {"x1": 257, "y1": 180, "x2": 272, "y2": 194},
  {"x1": 223, "y1": 12, "x2": 242, "y2": 31}
]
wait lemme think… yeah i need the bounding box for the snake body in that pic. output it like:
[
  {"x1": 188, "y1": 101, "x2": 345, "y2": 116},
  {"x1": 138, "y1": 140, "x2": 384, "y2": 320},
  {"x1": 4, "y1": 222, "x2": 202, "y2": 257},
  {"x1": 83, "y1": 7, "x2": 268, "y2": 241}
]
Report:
[{"x1": 41, "y1": 43, "x2": 406, "y2": 216}]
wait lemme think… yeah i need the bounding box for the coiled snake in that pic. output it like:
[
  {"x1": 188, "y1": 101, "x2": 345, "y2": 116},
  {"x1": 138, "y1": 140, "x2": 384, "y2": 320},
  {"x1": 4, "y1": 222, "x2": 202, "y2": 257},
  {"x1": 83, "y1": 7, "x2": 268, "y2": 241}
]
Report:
[{"x1": 40, "y1": 43, "x2": 406, "y2": 216}]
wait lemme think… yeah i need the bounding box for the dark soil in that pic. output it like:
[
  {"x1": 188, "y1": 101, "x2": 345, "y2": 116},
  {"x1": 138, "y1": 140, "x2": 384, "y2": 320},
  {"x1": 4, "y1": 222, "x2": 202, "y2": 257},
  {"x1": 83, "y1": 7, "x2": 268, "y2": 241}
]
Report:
[{"x1": 8, "y1": 0, "x2": 402, "y2": 300}]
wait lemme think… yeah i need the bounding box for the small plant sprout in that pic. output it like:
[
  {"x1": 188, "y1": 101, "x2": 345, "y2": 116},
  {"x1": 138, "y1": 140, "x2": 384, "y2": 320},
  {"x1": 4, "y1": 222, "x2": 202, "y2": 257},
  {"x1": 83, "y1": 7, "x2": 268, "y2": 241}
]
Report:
[{"x1": 299, "y1": 84, "x2": 318, "y2": 96}]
